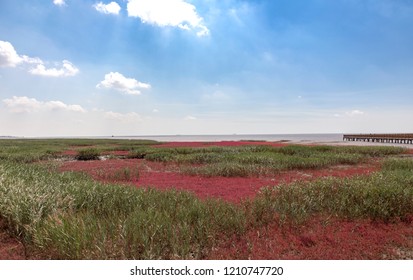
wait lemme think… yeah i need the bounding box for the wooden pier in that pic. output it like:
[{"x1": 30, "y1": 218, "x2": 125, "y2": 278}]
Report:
[{"x1": 343, "y1": 134, "x2": 413, "y2": 144}]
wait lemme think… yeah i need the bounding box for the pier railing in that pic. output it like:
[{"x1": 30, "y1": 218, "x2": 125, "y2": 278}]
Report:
[{"x1": 343, "y1": 134, "x2": 413, "y2": 144}]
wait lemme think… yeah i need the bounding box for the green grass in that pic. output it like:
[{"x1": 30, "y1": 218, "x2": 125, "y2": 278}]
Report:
[
  {"x1": 251, "y1": 158, "x2": 413, "y2": 224},
  {"x1": 0, "y1": 139, "x2": 411, "y2": 259},
  {"x1": 382, "y1": 157, "x2": 413, "y2": 171},
  {"x1": 0, "y1": 162, "x2": 244, "y2": 259},
  {"x1": 121, "y1": 144, "x2": 405, "y2": 177},
  {"x1": 167, "y1": 145, "x2": 403, "y2": 177},
  {"x1": 1, "y1": 158, "x2": 412, "y2": 259}
]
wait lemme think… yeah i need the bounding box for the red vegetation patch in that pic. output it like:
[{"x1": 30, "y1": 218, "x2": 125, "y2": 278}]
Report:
[
  {"x1": 59, "y1": 159, "x2": 379, "y2": 203},
  {"x1": 60, "y1": 159, "x2": 268, "y2": 203},
  {"x1": 209, "y1": 217, "x2": 413, "y2": 259},
  {"x1": 154, "y1": 141, "x2": 288, "y2": 148}
]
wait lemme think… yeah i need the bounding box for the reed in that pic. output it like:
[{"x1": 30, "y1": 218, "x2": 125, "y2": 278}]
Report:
[
  {"x1": 0, "y1": 162, "x2": 245, "y2": 259},
  {"x1": 0, "y1": 139, "x2": 410, "y2": 259}
]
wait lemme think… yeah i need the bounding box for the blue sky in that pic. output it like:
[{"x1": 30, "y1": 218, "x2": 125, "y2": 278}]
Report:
[{"x1": 1, "y1": 0, "x2": 412, "y2": 137}]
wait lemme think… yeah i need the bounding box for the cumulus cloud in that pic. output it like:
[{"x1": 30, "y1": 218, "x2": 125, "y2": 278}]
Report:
[
  {"x1": 105, "y1": 111, "x2": 143, "y2": 122},
  {"x1": 94, "y1": 1, "x2": 121, "y2": 15},
  {"x1": 44, "y1": 101, "x2": 85, "y2": 112},
  {"x1": 0, "y1": 40, "x2": 23, "y2": 67},
  {"x1": 0, "y1": 40, "x2": 79, "y2": 77},
  {"x1": 29, "y1": 60, "x2": 79, "y2": 77},
  {"x1": 127, "y1": 0, "x2": 209, "y2": 37},
  {"x1": 3, "y1": 96, "x2": 86, "y2": 113},
  {"x1": 53, "y1": 0, "x2": 66, "y2": 6},
  {"x1": 96, "y1": 72, "x2": 151, "y2": 95},
  {"x1": 0, "y1": 41, "x2": 42, "y2": 67}
]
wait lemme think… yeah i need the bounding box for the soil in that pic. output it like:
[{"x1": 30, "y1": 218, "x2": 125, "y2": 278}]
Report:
[{"x1": 0, "y1": 217, "x2": 26, "y2": 260}]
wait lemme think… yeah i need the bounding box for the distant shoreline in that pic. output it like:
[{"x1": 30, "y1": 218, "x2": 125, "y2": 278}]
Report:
[{"x1": 2, "y1": 134, "x2": 412, "y2": 148}]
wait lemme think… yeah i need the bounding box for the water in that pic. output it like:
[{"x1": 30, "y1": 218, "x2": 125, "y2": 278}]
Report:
[{"x1": 113, "y1": 134, "x2": 344, "y2": 143}]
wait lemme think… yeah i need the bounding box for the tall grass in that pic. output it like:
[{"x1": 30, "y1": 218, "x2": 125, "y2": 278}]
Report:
[
  {"x1": 141, "y1": 145, "x2": 405, "y2": 177},
  {"x1": 382, "y1": 158, "x2": 413, "y2": 171},
  {"x1": 2, "y1": 158, "x2": 412, "y2": 258},
  {"x1": 0, "y1": 162, "x2": 245, "y2": 259},
  {"x1": 251, "y1": 160, "x2": 413, "y2": 224},
  {"x1": 0, "y1": 139, "x2": 411, "y2": 259}
]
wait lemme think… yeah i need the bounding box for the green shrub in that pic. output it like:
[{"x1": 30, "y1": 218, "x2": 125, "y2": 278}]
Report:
[{"x1": 75, "y1": 148, "x2": 100, "y2": 161}]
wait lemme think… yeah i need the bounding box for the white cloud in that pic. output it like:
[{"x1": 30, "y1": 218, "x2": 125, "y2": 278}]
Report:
[
  {"x1": 3, "y1": 96, "x2": 42, "y2": 113},
  {"x1": 0, "y1": 40, "x2": 79, "y2": 77},
  {"x1": 53, "y1": 0, "x2": 66, "y2": 6},
  {"x1": 127, "y1": 0, "x2": 209, "y2": 37},
  {"x1": 0, "y1": 41, "x2": 23, "y2": 67},
  {"x1": 0, "y1": 40, "x2": 42, "y2": 67},
  {"x1": 152, "y1": 109, "x2": 159, "y2": 113},
  {"x1": 29, "y1": 60, "x2": 79, "y2": 77},
  {"x1": 94, "y1": 2, "x2": 121, "y2": 15},
  {"x1": 44, "y1": 101, "x2": 85, "y2": 112},
  {"x1": 3, "y1": 96, "x2": 86, "y2": 113},
  {"x1": 96, "y1": 72, "x2": 151, "y2": 95},
  {"x1": 105, "y1": 111, "x2": 143, "y2": 122},
  {"x1": 345, "y1": 110, "x2": 365, "y2": 117}
]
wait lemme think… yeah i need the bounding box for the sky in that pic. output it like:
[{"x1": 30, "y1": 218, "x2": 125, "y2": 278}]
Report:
[{"x1": 0, "y1": 0, "x2": 412, "y2": 137}]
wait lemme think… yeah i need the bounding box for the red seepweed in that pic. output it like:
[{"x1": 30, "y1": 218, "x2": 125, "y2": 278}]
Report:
[
  {"x1": 209, "y1": 216, "x2": 413, "y2": 260},
  {"x1": 59, "y1": 158, "x2": 379, "y2": 203}
]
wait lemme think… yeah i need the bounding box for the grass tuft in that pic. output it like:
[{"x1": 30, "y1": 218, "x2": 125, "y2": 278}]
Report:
[{"x1": 75, "y1": 148, "x2": 101, "y2": 161}]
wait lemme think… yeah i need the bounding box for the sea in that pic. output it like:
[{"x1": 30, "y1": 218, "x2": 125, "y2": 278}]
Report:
[{"x1": 112, "y1": 133, "x2": 344, "y2": 143}]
